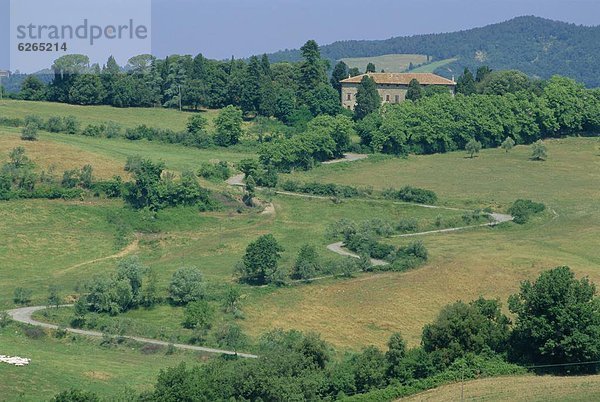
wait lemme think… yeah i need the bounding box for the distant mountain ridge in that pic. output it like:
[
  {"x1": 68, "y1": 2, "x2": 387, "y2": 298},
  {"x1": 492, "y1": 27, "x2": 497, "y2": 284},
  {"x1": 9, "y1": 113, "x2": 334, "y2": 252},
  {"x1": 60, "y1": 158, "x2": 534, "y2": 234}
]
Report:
[{"x1": 267, "y1": 16, "x2": 600, "y2": 87}]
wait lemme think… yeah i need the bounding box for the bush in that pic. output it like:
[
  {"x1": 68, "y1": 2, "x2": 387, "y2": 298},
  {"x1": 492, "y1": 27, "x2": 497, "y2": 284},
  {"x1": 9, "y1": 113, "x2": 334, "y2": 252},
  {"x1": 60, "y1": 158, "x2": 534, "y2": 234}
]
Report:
[
  {"x1": 23, "y1": 325, "x2": 46, "y2": 339},
  {"x1": 0, "y1": 117, "x2": 23, "y2": 127},
  {"x1": 81, "y1": 124, "x2": 105, "y2": 137},
  {"x1": 13, "y1": 287, "x2": 32, "y2": 305},
  {"x1": 52, "y1": 389, "x2": 100, "y2": 402},
  {"x1": 46, "y1": 116, "x2": 67, "y2": 132},
  {"x1": 396, "y1": 218, "x2": 419, "y2": 233},
  {"x1": 63, "y1": 116, "x2": 80, "y2": 134},
  {"x1": 0, "y1": 311, "x2": 13, "y2": 328},
  {"x1": 168, "y1": 267, "x2": 205, "y2": 305},
  {"x1": 507, "y1": 199, "x2": 545, "y2": 224},
  {"x1": 383, "y1": 186, "x2": 437, "y2": 205},
  {"x1": 21, "y1": 124, "x2": 38, "y2": 141},
  {"x1": 24, "y1": 114, "x2": 44, "y2": 128},
  {"x1": 198, "y1": 161, "x2": 231, "y2": 181}
]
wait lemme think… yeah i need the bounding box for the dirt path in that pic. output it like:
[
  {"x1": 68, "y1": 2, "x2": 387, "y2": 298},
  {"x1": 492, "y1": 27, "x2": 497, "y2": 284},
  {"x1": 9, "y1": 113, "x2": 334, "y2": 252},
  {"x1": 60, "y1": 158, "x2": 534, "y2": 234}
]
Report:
[
  {"x1": 7, "y1": 305, "x2": 258, "y2": 359},
  {"x1": 56, "y1": 236, "x2": 140, "y2": 275},
  {"x1": 322, "y1": 153, "x2": 369, "y2": 165}
]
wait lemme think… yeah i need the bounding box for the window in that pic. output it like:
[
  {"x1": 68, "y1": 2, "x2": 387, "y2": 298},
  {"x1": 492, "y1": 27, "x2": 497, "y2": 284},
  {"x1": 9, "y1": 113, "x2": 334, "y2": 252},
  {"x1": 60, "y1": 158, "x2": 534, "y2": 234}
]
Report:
[
  {"x1": 347, "y1": 93, "x2": 352, "y2": 101},
  {"x1": 386, "y1": 94, "x2": 390, "y2": 102},
  {"x1": 395, "y1": 95, "x2": 400, "y2": 103}
]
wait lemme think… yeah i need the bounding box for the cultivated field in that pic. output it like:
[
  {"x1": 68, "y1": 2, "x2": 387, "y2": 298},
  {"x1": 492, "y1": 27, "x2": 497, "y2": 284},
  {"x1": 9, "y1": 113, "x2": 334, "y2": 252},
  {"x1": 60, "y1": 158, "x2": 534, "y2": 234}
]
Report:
[{"x1": 340, "y1": 54, "x2": 428, "y2": 73}]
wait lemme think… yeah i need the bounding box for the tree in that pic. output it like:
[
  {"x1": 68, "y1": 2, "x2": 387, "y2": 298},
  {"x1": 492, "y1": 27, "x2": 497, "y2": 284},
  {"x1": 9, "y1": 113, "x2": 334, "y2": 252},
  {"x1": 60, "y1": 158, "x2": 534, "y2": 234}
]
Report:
[
  {"x1": 291, "y1": 244, "x2": 321, "y2": 280},
  {"x1": 354, "y1": 76, "x2": 381, "y2": 120},
  {"x1": 475, "y1": 66, "x2": 492, "y2": 82},
  {"x1": 141, "y1": 268, "x2": 160, "y2": 308},
  {"x1": 186, "y1": 114, "x2": 208, "y2": 134},
  {"x1": 222, "y1": 286, "x2": 242, "y2": 314},
  {"x1": 298, "y1": 40, "x2": 327, "y2": 96},
  {"x1": 116, "y1": 256, "x2": 147, "y2": 304},
  {"x1": 217, "y1": 323, "x2": 248, "y2": 353},
  {"x1": 214, "y1": 105, "x2": 243, "y2": 146},
  {"x1": 21, "y1": 124, "x2": 38, "y2": 141},
  {"x1": 465, "y1": 138, "x2": 482, "y2": 158},
  {"x1": 501, "y1": 136, "x2": 515, "y2": 152},
  {"x1": 386, "y1": 332, "x2": 408, "y2": 379},
  {"x1": 237, "y1": 234, "x2": 284, "y2": 285},
  {"x1": 508, "y1": 266, "x2": 600, "y2": 373},
  {"x1": 456, "y1": 68, "x2": 476, "y2": 95},
  {"x1": 365, "y1": 62, "x2": 376, "y2": 73},
  {"x1": 47, "y1": 285, "x2": 61, "y2": 309},
  {"x1": 330, "y1": 61, "x2": 349, "y2": 95},
  {"x1": 530, "y1": 140, "x2": 547, "y2": 160},
  {"x1": 422, "y1": 298, "x2": 510, "y2": 367},
  {"x1": 68, "y1": 75, "x2": 106, "y2": 105},
  {"x1": 19, "y1": 75, "x2": 47, "y2": 100},
  {"x1": 168, "y1": 267, "x2": 205, "y2": 305},
  {"x1": 182, "y1": 300, "x2": 214, "y2": 332},
  {"x1": 405, "y1": 78, "x2": 423, "y2": 101}
]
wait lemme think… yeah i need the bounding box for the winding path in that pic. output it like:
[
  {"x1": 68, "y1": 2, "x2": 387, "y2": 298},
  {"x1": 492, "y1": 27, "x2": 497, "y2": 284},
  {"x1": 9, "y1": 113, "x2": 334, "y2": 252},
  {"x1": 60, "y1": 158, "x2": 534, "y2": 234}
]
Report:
[
  {"x1": 7, "y1": 305, "x2": 258, "y2": 359},
  {"x1": 326, "y1": 209, "x2": 513, "y2": 265}
]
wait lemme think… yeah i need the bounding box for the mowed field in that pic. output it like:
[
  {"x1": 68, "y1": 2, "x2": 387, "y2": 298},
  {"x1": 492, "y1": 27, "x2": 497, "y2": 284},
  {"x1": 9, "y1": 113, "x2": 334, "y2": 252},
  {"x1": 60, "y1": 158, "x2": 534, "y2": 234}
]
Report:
[
  {"x1": 400, "y1": 374, "x2": 600, "y2": 401},
  {"x1": 411, "y1": 57, "x2": 458, "y2": 73},
  {"x1": 340, "y1": 54, "x2": 428, "y2": 73}
]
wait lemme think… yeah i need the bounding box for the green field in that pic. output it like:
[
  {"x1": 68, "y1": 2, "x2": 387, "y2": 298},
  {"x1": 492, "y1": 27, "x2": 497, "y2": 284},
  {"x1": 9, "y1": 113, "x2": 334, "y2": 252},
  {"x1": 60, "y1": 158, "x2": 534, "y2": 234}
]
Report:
[
  {"x1": 0, "y1": 324, "x2": 206, "y2": 401},
  {"x1": 340, "y1": 54, "x2": 428, "y2": 73},
  {"x1": 411, "y1": 57, "x2": 458, "y2": 73},
  {"x1": 1, "y1": 101, "x2": 599, "y2": 399}
]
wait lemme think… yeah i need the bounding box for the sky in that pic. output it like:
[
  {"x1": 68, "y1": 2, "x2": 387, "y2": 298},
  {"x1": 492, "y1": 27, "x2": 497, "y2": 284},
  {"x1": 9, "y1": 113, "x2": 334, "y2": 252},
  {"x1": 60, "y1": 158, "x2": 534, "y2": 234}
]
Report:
[{"x1": 2, "y1": 0, "x2": 600, "y2": 72}]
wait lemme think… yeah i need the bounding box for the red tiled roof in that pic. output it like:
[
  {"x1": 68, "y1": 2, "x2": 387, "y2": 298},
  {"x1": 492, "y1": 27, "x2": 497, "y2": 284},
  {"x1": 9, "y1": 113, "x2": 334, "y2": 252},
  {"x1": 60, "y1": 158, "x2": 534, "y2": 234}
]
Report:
[{"x1": 340, "y1": 72, "x2": 455, "y2": 86}]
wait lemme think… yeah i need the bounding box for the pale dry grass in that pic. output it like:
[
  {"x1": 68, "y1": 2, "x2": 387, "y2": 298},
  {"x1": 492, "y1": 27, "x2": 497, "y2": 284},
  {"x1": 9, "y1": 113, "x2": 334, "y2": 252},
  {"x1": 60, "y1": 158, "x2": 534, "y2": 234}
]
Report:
[
  {"x1": 0, "y1": 129, "x2": 125, "y2": 179},
  {"x1": 400, "y1": 374, "x2": 600, "y2": 401}
]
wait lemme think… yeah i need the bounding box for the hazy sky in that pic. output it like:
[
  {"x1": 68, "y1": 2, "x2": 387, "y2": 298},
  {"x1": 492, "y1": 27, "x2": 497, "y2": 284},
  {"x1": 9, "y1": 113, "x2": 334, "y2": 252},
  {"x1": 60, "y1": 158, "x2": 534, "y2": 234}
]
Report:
[{"x1": 2, "y1": 0, "x2": 600, "y2": 72}]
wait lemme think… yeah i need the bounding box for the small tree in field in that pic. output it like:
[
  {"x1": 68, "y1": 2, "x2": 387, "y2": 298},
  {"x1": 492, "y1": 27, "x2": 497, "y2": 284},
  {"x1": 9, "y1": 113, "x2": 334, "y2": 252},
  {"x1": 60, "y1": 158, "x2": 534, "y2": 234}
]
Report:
[
  {"x1": 237, "y1": 234, "x2": 284, "y2": 285},
  {"x1": 465, "y1": 138, "x2": 482, "y2": 158},
  {"x1": 531, "y1": 140, "x2": 547, "y2": 161},
  {"x1": 501, "y1": 136, "x2": 515, "y2": 152},
  {"x1": 21, "y1": 124, "x2": 38, "y2": 141},
  {"x1": 168, "y1": 267, "x2": 205, "y2": 305}
]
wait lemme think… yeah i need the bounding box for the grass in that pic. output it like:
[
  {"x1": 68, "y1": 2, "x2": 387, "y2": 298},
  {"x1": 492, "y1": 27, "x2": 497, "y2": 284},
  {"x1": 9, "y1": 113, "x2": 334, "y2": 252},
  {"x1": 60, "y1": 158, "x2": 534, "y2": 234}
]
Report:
[
  {"x1": 340, "y1": 54, "x2": 428, "y2": 73},
  {"x1": 0, "y1": 323, "x2": 208, "y2": 401},
  {"x1": 411, "y1": 57, "x2": 458, "y2": 73},
  {"x1": 0, "y1": 99, "x2": 220, "y2": 131},
  {"x1": 0, "y1": 127, "x2": 256, "y2": 179},
  {"x1": 400, "y1": 374, "x2": 600, "y2": 401},
  {"x1": 245, "y1": 138, "x2": 600, "y2": 348}
]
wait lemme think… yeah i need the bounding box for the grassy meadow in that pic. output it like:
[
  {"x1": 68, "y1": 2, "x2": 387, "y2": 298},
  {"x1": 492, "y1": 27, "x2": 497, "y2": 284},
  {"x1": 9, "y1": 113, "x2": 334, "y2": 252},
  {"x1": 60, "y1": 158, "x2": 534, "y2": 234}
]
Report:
[
  {"x1": 1, "y1": 100, "x2": 600, "y2": 399},
  {"x1": 400, "y1": 374, "x2": 600, "y2": 401},
  {"x1": 411, "y1": 57, "x2": 458, "y2": 73},
  {"x1": 0, "y1": 324, "x2": 207, "y2": 401},
  {"x1": 340, "y1": 54, "x2": 428, "y2": 73}
]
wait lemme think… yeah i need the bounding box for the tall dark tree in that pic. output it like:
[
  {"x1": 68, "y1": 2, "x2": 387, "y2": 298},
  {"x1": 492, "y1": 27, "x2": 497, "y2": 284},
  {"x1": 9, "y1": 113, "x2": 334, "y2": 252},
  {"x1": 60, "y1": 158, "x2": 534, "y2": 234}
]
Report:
[
  {"x1": 456, "y1": 68, "x2": 476, "y2": 95},
  {"x1": 365, "y1": 62, "x2": 376, "y2": 73},
  {"x1": 405, "y1": 78, "x2": 423, "y2": 101},
  {"x1": 330, "y1": 61, "x2": 349, "y2": 95},
  {"x1": 354, "y1": 76, "x2": 381, "y2": 120},
  {"x1": 476, "y1": 65, "x2": 492, "y2": 82},
  {"x1": 298, "y1": 40, "x2": 327, "y2": 97}
]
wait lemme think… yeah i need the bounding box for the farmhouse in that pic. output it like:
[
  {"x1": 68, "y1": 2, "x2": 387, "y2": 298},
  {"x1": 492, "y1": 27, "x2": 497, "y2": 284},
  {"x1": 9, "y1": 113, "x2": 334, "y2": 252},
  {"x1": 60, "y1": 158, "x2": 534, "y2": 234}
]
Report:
[{"x1": 340, "y1": 72, "x2": 456, "y2": 110}]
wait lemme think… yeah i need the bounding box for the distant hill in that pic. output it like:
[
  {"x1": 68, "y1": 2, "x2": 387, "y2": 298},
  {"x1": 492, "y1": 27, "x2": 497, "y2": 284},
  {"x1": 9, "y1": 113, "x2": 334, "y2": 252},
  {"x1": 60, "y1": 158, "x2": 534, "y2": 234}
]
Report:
[{"x1": 268, "y1": 16, "x2": 600, "y2": 87}]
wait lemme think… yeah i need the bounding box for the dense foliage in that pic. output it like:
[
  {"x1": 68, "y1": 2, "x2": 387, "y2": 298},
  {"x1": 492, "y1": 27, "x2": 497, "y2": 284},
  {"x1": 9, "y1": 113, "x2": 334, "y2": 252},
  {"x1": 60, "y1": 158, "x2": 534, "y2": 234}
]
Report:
[{"x1": 269, "y1": 16, "x2": 600, "y2": 87}]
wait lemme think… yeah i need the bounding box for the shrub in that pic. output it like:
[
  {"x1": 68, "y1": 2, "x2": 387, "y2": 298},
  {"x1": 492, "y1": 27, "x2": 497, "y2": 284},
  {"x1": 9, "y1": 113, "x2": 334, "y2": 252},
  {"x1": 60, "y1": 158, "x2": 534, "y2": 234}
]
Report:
[
  {"x1": 13, "y1": 287, "x2": 32, "y2": 305},
  {"x1": 21, "y1": 124, "x2": 38, "y2": 141},
  {"x1": 81, "y1": 124, "x2": 105, "y2": 137},
  {"x1": 507, "y1": 199, "x2": 545, "y2": 224},
  {"x1": 0, "y1": 117, "x2": 23, "y2": 127},
  {"x1": 24, "y1": 114, "x2": 44, "y2": 128},
  {"x1": 198, "y1": 161, "x2": 231, "y2": 181},
  {"x1": 52, "y1": 389, "x2": 100, "y2": 402},
  {"x1": 63, "y1": 116, "x2": 80, "y2": 134},
  {"x1": 168, "y1": 267, "x2": 205, "y2": 305},
  {"x1": 0, "y1": 311, "x2": 12, "y2": 328},
  {"x1": 24, "y1": 325, "x2": 46, "y2": 339},
  {"x1": 46, "y1": 116, "x2": 66, "y2": 132},
  {"x1": 396, "y1": 218, "x2": 419, "y2": 233},
  {"x1": 383, "y1": 186, "x2": 437, "y2": 204}
]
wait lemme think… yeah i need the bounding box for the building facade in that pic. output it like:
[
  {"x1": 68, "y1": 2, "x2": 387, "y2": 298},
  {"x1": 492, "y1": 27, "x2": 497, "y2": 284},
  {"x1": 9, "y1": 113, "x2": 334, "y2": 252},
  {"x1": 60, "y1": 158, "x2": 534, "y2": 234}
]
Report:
[{"x1": 340, "y1": 72, "x2": 456, "y2": 110}]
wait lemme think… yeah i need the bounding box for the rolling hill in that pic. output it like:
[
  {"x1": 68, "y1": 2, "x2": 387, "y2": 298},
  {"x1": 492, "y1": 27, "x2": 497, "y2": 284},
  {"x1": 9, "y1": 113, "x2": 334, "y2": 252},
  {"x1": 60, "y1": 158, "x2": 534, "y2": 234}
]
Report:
[{"x1": 268, "y1": 16, "x2": 600, "y2": 87}]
